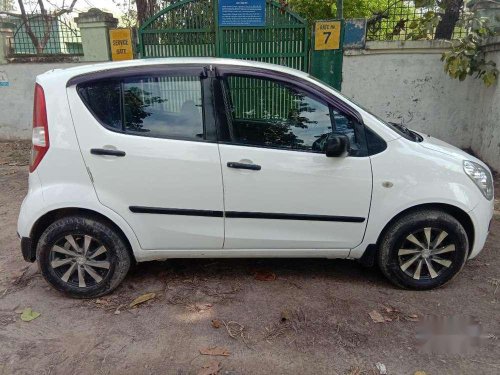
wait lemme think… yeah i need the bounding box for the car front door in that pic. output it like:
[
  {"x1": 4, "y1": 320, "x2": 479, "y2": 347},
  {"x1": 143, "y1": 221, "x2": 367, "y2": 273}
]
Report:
[
  {"x1": 214, "y1": 68, "x2": 372, "y2": 252},
  {"x1": 67, "y1": 66, "x2": 224, "y2": 251}
]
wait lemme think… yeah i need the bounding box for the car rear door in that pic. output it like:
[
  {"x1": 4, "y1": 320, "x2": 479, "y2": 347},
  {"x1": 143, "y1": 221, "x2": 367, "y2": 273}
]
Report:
[
  {"x1": 66, "y1": 65, "x2": 224, "y2": 251},
  {"x1": 213, "y1": 67, "x2": 372, "y2": 252}
]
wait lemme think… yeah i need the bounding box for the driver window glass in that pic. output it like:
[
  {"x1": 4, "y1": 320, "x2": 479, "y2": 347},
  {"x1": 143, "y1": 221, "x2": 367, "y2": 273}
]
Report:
[
  {"x1": 223, "y1": 75, "x2": 333, "y2": 152},
  {"x1": 330, "y1": 109, "x2": 365, "y2": 156}
]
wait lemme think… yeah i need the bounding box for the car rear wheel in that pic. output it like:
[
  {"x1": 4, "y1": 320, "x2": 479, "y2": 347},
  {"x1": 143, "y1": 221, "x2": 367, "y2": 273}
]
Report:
[
  {"x1": 378, "y1": 209, "x2": 469, "y2": 290},
  {"x1": 37, "y1": 216, "x2": 131, "y2": 298}
]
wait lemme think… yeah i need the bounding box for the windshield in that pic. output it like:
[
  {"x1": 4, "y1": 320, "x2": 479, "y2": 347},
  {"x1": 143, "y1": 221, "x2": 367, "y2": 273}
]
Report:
[{"x1": 307, "y1": 75, "x2": 423, "y2": 142}]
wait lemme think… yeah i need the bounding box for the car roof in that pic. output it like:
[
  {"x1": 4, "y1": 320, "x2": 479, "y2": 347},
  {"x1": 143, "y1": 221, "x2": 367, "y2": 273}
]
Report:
[
  {"x1": 37, "y1": 57, "x2": 401, "y2": 143},
  {"x1": 37, "y1": 57, "x2": 310, "y2": 84}
]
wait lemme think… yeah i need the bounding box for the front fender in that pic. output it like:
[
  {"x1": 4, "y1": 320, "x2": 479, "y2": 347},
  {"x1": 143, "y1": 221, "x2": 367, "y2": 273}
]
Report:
[{"x1": 350, "y1": 139, "x2": 481, "y2": 259}]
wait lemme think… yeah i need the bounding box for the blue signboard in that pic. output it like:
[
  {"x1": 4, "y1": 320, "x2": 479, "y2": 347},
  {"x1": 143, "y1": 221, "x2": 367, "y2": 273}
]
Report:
[
  {"x1": 344, "y1": 19, "x2": 367, "y2": 49},
  {"x1": 219, "y1": 0, "x2": 266, "y2": 27}
]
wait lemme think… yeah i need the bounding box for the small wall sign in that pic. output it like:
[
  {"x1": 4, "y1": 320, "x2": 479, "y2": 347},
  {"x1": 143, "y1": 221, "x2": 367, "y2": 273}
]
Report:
[
  {"x1": 0, "y1": 71, "x2": 9, "y2": 87},
  {"x1": 314, "y1": 20, "x2": 341, "y2": 51},
  {"x1": 109, "y1": 28, "x2": 134, "y2": 61},
  {"x1": 219, "y1": 0, "x2": 266, "y2": 27},
  {"x1": 344, "y1": 19, "x2": 367, "y2": 49}
]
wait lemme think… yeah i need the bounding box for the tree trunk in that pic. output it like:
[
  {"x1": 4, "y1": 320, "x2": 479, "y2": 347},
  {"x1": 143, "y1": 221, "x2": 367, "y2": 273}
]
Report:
[
  {"x1": 435, "y1": 0, "x2": 464, "y2": 40},
  {"x1": 136, "y1": 0, "x2": 157, "y2": 25}
]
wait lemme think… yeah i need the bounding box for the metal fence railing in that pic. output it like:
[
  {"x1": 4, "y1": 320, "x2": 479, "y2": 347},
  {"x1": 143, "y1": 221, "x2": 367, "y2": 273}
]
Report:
[
  {"x1": 366, "y1": 0, "x2": 467, "y2": 41},
  {"x1": 8, "y1": 14, "x2": 83, "y2": 56}
]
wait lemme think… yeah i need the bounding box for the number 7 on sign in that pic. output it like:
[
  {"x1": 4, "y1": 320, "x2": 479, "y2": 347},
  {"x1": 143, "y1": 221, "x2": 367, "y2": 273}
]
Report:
[
  {"x1": 314, "y1": 21, "x2": 341, "y2": 50},
  {"x1": 324, "y1": 31, "x2": 332, "y2": 44}
]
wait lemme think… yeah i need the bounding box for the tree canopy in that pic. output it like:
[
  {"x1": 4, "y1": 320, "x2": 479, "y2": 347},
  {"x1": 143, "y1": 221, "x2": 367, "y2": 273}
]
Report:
[{"x1": 287, "y1": 0, "x2": 390, "y2": 22}]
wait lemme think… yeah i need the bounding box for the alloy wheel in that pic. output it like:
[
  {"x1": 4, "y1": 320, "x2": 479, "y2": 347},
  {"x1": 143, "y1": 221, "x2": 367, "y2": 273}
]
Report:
[
  {"x1": 397, "y1": 227, "x2": 456, "y2": 280},
  {"x1": 49, "y1": 234, "x2": 111, "y2": 288}
]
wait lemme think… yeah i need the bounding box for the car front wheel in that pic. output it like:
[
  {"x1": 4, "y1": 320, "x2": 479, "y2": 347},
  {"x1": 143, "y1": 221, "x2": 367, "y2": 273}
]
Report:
[
  {"x1": 37, "y1": 216, "x2": 131, "y2": 298},
  {"x1": 378, "y1": 209, "x2": 469, "y2": 290}
]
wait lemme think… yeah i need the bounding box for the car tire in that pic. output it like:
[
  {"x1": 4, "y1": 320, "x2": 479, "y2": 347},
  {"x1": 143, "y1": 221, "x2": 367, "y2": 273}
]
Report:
[
  {"x1": 378, "y1": 209, "x2": 469, "y2": 290},
  {"x1": 37, "y1": 216, "x2": 131, "y2": 298}
]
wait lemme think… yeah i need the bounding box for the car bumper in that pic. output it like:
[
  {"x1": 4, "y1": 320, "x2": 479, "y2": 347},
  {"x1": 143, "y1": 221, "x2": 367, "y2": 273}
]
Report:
[
  {"x1": 468, "y1": 196, "x2": 494, "y2": 259},
  {"x1": 17, "y1": 172, "x2": 44, "y2": 263}
]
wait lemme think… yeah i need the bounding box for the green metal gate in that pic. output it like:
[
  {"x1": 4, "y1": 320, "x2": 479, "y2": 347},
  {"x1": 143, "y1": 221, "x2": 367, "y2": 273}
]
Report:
[
  {"x1": 138, "y1": 0, "x2": 309, "y2": 72},
  {"x1": 218, "y1": 1, "x2": 308, "y2": 71},
  {"x1": 138, "y1": 0, "x2": 216, "y2": 58}
]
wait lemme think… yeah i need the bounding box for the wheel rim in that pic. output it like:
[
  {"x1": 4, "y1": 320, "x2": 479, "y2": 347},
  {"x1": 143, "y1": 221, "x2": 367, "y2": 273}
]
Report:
[
  {"x1": 49, "y1": 234, "x2": 111, "y2": 288},
  {"x1": 397, "y1": 227, "x2": 456, "y2": 281}
]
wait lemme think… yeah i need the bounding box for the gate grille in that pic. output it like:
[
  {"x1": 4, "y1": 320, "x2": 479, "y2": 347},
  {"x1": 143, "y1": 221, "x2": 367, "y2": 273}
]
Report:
[
  {"x1": 139, "y1": 0, "x2": 216, "y2": 58},
  {"x1": 218, "y1": 1, "x2": 308, "y2": 71},
  {"x1": 138, "y1": 0, "x2": 309, "y2": 71}
]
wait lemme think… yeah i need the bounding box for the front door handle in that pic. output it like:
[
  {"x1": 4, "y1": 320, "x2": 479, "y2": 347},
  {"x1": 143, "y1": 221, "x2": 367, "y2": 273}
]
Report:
[
  {"x1": 90, "y1": 148, "x2": 126, "y2": 157},
  {"x1": 227, "y1": 161, "x2": 261, "y2": 171}
]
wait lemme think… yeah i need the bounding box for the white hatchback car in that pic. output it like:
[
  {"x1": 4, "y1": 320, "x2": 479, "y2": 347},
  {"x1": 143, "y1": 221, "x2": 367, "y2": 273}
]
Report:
[{"x1": 18, "y1": 58, "x2": 494, "y2": 298}]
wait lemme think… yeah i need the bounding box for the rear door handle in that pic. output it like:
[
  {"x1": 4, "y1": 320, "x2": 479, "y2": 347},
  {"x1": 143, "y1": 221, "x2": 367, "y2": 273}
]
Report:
[
  {"x1": 90, "y1": 148, "x2": 126, "y2": 157},
  {"x1": 227, "y1": 162, "x2": 261, "y2": 171}
]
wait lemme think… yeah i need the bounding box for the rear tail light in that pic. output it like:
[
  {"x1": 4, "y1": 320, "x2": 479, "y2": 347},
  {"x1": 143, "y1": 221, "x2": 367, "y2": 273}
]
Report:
[{"x1": 30, "y1": 83, "x2": 49, "y2": 172}]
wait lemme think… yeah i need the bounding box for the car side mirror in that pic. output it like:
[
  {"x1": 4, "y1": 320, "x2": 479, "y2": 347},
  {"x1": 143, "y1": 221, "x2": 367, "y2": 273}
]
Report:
[{"x1": 325, "y1": 135, "x2": 350, "y2": 157}]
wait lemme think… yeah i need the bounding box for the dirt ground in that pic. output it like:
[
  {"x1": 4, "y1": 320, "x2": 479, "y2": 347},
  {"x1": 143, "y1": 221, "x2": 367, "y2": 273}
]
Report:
[{"x1": 0, "y1": 140, "x2": 499, "y2": 375}]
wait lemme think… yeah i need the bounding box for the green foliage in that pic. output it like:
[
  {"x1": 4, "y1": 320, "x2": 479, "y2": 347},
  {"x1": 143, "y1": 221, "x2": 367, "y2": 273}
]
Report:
[
  {"x1": 414, "y1": 0, "x2": 434, "y2": 8},
  {"x1": 339, "y1": 0, "x2": 394, "y2": 19},
  {"x1": 286, "y1": 0, "x2": 336, "y2": 22},
  {"x1": 407, "y1": 0, "x2": 497, "y2": 86},
  {"x1": 441, "y1": 14, "x2": 498, "y2": 86},
  {"x1": 287, "y1": 0, "x2": 389, "y2": 21},
  {"x1": 407, "y1": 10, "x2": 441, "y2": 40}
]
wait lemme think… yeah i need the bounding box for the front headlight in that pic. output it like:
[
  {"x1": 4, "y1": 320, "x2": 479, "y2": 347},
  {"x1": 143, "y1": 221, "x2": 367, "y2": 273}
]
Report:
[{"x1": 463, "y1": 160, "x2": 494, "y2": 200}]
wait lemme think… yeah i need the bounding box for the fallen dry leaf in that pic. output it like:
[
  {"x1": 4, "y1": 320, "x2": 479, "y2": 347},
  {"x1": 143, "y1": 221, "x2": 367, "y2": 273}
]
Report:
[
  {"x1": 211, "y1": 319, "x2": 222, "y2": 329},
  {"x1": 254, "y1": 270, "x2": 276, "y2": 281},
  {"x1": 20, "y1": 308, "x2": 40, "y2": 322},
  {"x1": 383, "y1": 305, "x2": 398, "y2": 314},
  {"x1": 198, "y1": 360, "x2": 221, "y2": 375},
  {"x1": 369, "y1": 310, "x2": 386, "y2": 323},
  {"x1": 414, "y1": 372, "x2": 427, "y2": 375},
  {"x1": 405, "y1": 314, "x2": 420, "y2": 322},
  {"x1": 129, "y1": 292, "x2": 156, "y2": 308},
  {"x1": 199, "y1": 346, "x2": 231, "y2": 356},
  {"x1": 187, "y1": 303, "x2": 213, "y2": 313}
]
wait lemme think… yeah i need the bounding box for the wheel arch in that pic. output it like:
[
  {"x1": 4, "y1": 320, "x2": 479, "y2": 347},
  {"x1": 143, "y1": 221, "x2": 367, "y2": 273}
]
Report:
[
  {"x1": 360, "y1": 203, "x2": 474, "y2": 266},
  {"x1": 29, "y1": 207, "x2": 137, "y2": 264}
]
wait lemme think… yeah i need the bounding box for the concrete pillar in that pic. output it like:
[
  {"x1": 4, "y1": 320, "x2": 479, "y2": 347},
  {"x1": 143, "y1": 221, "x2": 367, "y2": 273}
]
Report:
[
  {"x1": 0, "y1": 22, "x2": 15, "y2": 64},
  {"x1": 74, "y1": 8, "x2": 118, "y2": 62},
  {"x1": 469, "y1": 0, "x2": 500, "y2": 34}
]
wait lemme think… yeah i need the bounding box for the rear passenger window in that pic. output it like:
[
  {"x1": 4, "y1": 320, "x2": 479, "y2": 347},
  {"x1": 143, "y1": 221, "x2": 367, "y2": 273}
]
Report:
[
  {"x1": 123, "y1": 77, "x2": 203, "y2": 139},
  {"x1": 78, "y1": 81, "x2": 122, "y2": 130},
  {"x1": 78, "y1": 76, "x2": 204, "y2": 141}
]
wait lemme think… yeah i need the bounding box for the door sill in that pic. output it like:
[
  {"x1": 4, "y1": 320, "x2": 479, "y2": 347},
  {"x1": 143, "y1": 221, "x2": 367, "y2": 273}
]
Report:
[{"x1": 134, "y1": 248, "x2": 351, "y2": 262}]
